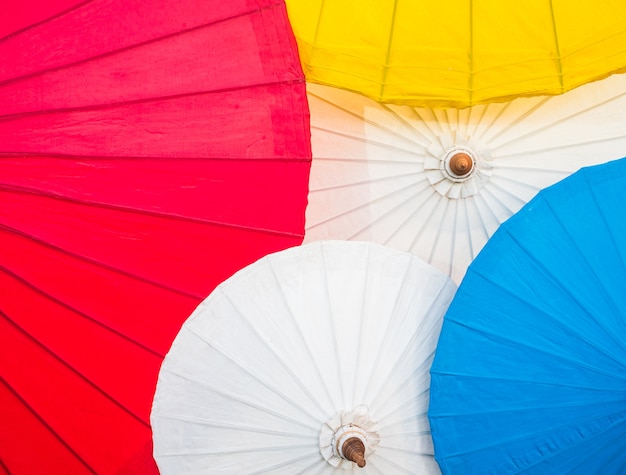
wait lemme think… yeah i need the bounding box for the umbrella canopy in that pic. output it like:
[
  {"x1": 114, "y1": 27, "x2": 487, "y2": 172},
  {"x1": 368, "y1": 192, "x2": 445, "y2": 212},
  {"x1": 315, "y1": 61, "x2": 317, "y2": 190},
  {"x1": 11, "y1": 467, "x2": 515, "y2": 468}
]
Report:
[
  {"x1": 151, "y1": 240, "x2": 457, "y2": 474},
  {"x1": 428, "y1": 157, "x2": 626, "y2": 474},
  {"x1": 284, "y1": 0, "x2": 626, "y2": 108},
  {"x1": 304, "y1": 72, "x2": 626, "y2": 283},
  {"x1": 0, "y1": 1, "x2": 311, "y2": 473}
]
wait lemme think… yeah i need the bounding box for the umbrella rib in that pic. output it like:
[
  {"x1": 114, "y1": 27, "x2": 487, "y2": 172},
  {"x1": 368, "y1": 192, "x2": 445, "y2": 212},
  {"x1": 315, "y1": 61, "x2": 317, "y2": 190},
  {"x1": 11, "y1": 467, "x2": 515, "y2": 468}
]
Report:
[
  {"x1": 427, "y1": 197, "x2": 453, "y2": 266},
  {"x1": 548, "y1": 0, "x2": 565, "y2": 92},
  {"x1": 186, "y1": 315, "x2": 324, "y2": 425},
  {"x1": 496, "y1": 133, "x2": 626, "y2": 159},
  {"x1": 447, "y1": 199, "x2": 460, "y2": 276},
  {"x1": 360, "y1": 459, "x2": 385, "y2": 475},
  {"x1": 587, "y1": 179, "x2": 626, "y2": 278},
  {"x1": 410, "y1": 108, "x2": 446, "y2": 140},
  {"x1": 457, "y1": 106, "x2": 471, "y2": 138},
  {"x1": 487, "y1": 172, "x2": 546, "y2": 194},
  {"x1": 248, "y1": 449, "x2": 322, "y2": 474},
  {"x1": 0, "y1": 309, "x2": 150, "y2": 426},
  {"x1": 155, "y1": 413, "x2": 315, "y2": 439},
  {"x1": 0, "y1": 152, "x2": 312, "y2": 163},
  {"x1": 375, "y1": 444, "x2": 435, "y2": 457},
  {"x1": 0, "y1": 78, "x2": 304, "y2": 123},
  {"x1": 374, "y1": 385, "x2": 430, "y2": 426},
  {"x1": 475, "y1": 100, "x2": 514, "y2": 143},
  {"x1": 517, "y1": 421, "x2": 626, "y2": 474},
  {"x1": 452, "y1": 270, "x2": 626, "y2": 376},
  {"x1": 0, "y1": 183, "x2": 302, "y2": 240},
  {"x1": 308, "y1": 0, "x2": 327, "y2": 74},
  {"x1": 378, "y1": 0, "x2": 399, "y2": 101},
  {"x1": 381, "y1": 103, "x2": 435, "y2": 144},
  {"x1": 460, "y1": 197, "x2": 477, "y2": 265},
  {"x1": 369, "y1": 353, "x2": 434, "y2": 419},
  {"x1": 157, "y1": 442, "x2": 314, "y2": 457},
  {"x1": 480, "y1": 182, "x2": 523, "y2": 216},
  {"x1": 432, "y1": 352, "x2": 626, "y2": 392},
  {"x1": 464, "y1": 102, "x2": 488, "y2": 139},
  {"x1": 474, "y1": 184, "x2": 525, "y2": 224},
  {"x1": 0, "y1": 263, "x2": 165, "y2": 358},
  {"x1": 295, "y1": 458, "x2": 328, "y2": 475},
  {"x1": 375, "y1": 186, "x2": 435, "y2": 246},
  {"x1": 350, "y1": 244, "x2": 371, "y2": 408},
  {"x1": 492, "y1": 91, "x2": 626, "y2": 150},
  {"x1": 0, "y1": 2, "x2": 285, "y2": 89},
  {"x1": 542, "y1": 194, "x2": 626, "y2": 335},
  {"x1": 308, "y1": 92, "x2": 426, "y2": 148},
  {"x1": 0, "y1": 0, "x2": 96, "y2": 43},
  {"x1": 428, "y1": 391, "x2": 626, "y2": 417},
  {"x1": 504, "y1": 219, "x2": 626, "y2": 356},
  {"x1": 358, "y1": 257, "x2": 414, "y2": 400},
  {"x1": 265, "y1": 256, "x2": 337, "y2": 415},
  {"x1": 310, "y1": 125, "x2": 428, "y2": 156},
  {"x1": 491, "y1": 163, "x2": 570, "y2": 175},
  {"x1": 367, "y1": 288, "x2": 447, "y2": 410},
  {"x1": 433, "y1": 109, "x2": 451, "y2": 141},
  {"x1": 0, "y1": 221, "x2": 201, "y2": 302},
  {"x1": 367, "y1": 453, "x2": 419, "y2": 474},
  {"x1": 472, "y1": 191, "x2": 501, "y2": 237},
  {"x1": 406, "y1": 193, "x2": 447, "y2": 254},
  {"x1": 482, "y1": 96, "x2": 551, "y2": 146},
  {"x1": 441, "y1": 409, "x2": 626, "y2": 461},
  {"x1": 219, "y1": 283, "x2": 331, "y2": 416},
  {"x1": 308, "y1": 156, "x2": 422, "y2": 167},
  {"x1": 306, "y1": 175, "x2": 427, "y2": 233},
  {"x1": 468, "y1": 0, "x2": 474, "y2": 104},
  {"x1": 0, "y1": 376, "x2": 99, "y2": 475},
  {"x1": 377, "y1": 429, "x2": 431, "y2": 439},
  {"x1": 157, "y1": 369, "x2": 319, "y2": 432},
  {"x1": 446, "y1": 108, "x2": 459, "y2": 138},
  {"x1": 351, "y1": 181, "x2": 433, "y2": 242},
  {"x1": 532, "y1": 415, "x2": 626, "y2": 474},
  {"x1": 320, "y1": 243, "x2": 346, "y2": 409},
  {"x1": 308, "y1": 170, "x2": 422, "y2": 194}
]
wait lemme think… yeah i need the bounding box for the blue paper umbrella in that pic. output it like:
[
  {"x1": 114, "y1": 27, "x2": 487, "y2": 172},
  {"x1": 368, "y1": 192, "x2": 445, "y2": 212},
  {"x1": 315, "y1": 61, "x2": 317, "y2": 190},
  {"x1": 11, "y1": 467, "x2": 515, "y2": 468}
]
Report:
[{"x1": 428, "y1": 157, "x2": 626, "y2": 474}]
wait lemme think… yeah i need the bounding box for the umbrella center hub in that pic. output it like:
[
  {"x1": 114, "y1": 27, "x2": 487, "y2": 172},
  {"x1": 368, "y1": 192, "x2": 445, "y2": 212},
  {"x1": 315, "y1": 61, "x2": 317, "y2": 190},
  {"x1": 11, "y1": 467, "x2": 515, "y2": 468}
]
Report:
[
  {"x1": 443, "y1": 148, "x2": 476, "y2": 181},
  {"x1": 424, "y1": 135, "x2": 493, "y2": 199},
  {"x1": 319, "y1": 408, "x2": 380, "y2": 469},
  {"x1": 333, "y1": 425, "x2": 369, "y2": 467}
]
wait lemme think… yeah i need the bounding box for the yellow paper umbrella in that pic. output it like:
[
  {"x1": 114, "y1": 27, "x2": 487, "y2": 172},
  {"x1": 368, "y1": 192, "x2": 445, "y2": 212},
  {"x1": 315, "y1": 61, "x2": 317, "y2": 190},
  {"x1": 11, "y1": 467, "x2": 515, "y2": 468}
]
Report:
[{"x1": 285, "y1": 0, "x2": 626, "y2": 108}]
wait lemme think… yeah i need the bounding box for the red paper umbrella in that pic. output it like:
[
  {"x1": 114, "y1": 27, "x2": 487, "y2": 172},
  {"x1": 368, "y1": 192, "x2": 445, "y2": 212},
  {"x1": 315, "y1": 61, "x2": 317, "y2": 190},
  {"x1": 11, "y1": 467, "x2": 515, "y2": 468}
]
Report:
[{"x1": 0, "y1": 1, "x2": 311, "y2": 473}]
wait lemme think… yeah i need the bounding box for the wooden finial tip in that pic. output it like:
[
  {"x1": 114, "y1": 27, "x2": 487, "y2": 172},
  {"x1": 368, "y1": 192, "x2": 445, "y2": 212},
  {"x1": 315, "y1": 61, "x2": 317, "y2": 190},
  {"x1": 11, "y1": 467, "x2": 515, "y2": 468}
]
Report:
[
  {"x1": 449, "y1": 152, "x2": 473, "y2": 177},
  {"x1": 342, "y1": 437, "x2": 366, "y2": 468}
]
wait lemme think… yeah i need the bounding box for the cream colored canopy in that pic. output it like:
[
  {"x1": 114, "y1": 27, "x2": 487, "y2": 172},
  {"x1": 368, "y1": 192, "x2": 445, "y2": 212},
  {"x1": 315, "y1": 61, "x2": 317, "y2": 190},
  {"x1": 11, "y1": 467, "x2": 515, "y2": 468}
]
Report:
[{"x1": 305, "y1": 73, "x2": 626, "y2": 283}]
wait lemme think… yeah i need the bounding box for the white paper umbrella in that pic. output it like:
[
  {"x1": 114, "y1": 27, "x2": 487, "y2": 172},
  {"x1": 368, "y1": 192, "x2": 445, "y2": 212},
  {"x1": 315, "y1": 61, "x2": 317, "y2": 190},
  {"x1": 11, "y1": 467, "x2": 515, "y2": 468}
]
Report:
[
  {"x1": 304, "y1": 72, "x2": 626, "y2": 283},
  {"x1": 151, "y1": 241, "x2": 456, "y2": 474}
]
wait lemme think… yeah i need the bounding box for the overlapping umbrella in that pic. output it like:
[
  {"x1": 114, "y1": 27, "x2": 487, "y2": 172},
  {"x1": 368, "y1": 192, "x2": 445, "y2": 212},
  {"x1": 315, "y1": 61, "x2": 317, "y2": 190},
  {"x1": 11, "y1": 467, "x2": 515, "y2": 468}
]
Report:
[
  {"x1": 304, "y1": 72, "x2": 626, "y2": 283},
  {"x1": 0, "y1": 1, "x2": 311, "y2": 473},
  {"x1": 152, "y1": 241, "x2": 457, "y2": 474},
  {"x1": 428, "y1": 157, "x2": 626, "y2": 474},
  {"x1": 284, "y1": 0, "x2": 626, "y2": 108},
  {"x1": 6, "y1": 0, "x2": 626, "y2": 473}
]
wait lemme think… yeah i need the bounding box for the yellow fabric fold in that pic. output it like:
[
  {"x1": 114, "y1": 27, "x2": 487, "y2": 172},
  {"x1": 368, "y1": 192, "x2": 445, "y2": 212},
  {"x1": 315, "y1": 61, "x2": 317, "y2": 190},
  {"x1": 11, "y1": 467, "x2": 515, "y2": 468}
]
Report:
[{"x1": 285, "y1": 0, "x2": 626, "y2": 108}]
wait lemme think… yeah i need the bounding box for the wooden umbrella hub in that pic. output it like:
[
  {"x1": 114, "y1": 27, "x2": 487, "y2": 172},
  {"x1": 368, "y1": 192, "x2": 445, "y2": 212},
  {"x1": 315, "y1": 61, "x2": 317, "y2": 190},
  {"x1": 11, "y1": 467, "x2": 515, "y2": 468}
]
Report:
[
  {"x1": 439, "y1": 147, "x2": 478, "y2": 182},
  {"x1": 341, "y1": 437, "x2": 366, "y2": 467},
  {"x1": 449, "y1": 152, "x2": 473, "y2": 177},
  {"x1": 332, "y1": 424, "x2": 370, "y2": 468}
]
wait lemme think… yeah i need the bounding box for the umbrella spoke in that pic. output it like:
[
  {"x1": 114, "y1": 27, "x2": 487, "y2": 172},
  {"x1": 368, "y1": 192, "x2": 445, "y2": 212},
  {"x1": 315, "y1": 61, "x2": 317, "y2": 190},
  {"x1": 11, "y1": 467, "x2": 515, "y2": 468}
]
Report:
[{"x1": 0, "y1": 376, "x2": 99, "y2": 475}]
